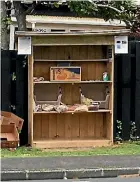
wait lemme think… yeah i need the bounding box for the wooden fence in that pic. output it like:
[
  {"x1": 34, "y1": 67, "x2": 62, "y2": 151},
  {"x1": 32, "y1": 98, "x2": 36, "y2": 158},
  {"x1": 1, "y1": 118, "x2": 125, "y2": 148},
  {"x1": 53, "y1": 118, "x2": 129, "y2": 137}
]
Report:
[{"x1": 114, "y1": 39, "x2": 140, "y2": 140}]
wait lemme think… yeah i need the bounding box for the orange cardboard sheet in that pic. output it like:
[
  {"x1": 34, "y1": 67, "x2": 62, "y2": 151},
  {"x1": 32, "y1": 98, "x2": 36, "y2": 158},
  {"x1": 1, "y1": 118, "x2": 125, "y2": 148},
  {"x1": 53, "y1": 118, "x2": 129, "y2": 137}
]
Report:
[{"x1": 1, "y1": 111, "x2": 24, "y2": 131}]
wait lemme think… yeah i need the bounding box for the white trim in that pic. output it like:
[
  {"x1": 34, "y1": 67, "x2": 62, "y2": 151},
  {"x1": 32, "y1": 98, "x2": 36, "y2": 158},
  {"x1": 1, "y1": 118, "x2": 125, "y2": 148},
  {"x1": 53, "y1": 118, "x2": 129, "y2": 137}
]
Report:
[
  {"x1": 31, "y1": 22, "x2": 36, "y2": 30},
  {"x1": 9, "y1": 24, "x2": 15, "y2": 50}
]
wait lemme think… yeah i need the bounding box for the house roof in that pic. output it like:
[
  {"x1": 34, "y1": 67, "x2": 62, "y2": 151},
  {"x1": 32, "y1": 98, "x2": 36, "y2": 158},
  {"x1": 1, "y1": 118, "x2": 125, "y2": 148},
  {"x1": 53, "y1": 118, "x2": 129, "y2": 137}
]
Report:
[{"x1": 11, "y1": 15, "x2": 126, "y2": 27}]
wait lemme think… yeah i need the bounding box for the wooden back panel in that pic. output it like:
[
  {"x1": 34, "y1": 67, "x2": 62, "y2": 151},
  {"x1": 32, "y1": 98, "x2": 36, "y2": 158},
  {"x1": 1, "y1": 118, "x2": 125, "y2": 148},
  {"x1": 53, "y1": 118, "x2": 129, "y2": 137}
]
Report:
[
  {"x1": 34, "y1": 61, "x2": 109, "y2": 81},
  {"x1": 33, "y1": 45, "x2": 113, "y2": 143},
  {"x1": 33, "y1": 112, "x2": 111, "y2": 140},
  {"x1": 34, "y1": 83, "x2": 107, "y2": 105},
  {"x1": 34, "y1": 45, "x2": 107, "y2": 60}
]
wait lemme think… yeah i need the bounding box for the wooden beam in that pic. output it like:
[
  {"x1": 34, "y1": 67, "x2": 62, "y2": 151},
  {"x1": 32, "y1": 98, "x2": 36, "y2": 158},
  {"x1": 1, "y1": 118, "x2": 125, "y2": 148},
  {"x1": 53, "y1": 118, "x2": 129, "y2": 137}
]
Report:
[
  {"x1": 28, "y1": 53, "x2": 34, "y2": 145},
  {"x1": 32, "y1": 35, "x2": 114, "y2": 46},
  {"x1": 111, "y1": 45, "x2": 114, "y2": 142},
  {"x1": 34, "y1": 59, "x2": 110, "y2": 62},
  {"x1": 15, "y1": 29, "x2": 130, "y2": 37},
  {"x1": 33, "y1": 139, "x2": 112, "y2": 149}
]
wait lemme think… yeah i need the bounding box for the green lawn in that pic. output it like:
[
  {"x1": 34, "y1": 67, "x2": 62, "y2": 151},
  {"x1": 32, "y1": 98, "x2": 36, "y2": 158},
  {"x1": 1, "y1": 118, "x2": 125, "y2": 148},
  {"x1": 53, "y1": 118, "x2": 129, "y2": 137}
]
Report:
[{"x1": 1, "y1": 142, "x2": 140, "y2": 158}]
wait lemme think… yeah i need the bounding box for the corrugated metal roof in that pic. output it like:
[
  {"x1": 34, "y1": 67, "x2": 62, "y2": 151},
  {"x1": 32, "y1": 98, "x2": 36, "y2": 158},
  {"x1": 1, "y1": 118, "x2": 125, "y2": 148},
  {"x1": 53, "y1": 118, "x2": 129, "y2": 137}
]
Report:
[
  {"x1": 11, "y1": 15, "x2": 126, "y2": 27},
  {"x1": 15, "y1": 29, "x2": 130, "y2": 36}
]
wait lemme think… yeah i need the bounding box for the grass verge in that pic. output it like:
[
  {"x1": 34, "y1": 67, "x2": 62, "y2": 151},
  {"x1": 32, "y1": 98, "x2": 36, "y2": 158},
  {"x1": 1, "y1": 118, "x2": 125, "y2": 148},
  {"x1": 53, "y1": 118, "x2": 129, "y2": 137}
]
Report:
[{"x1": 1, "y1": 142, "x2": 140, "y2": 158}]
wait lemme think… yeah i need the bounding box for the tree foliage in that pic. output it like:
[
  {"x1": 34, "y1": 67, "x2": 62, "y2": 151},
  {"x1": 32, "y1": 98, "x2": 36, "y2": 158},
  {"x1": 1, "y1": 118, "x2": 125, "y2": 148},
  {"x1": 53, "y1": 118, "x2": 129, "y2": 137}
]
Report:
[
  {"x1": 4, "y1": 0, "x2": 140, "y2": 33},
  {"x1": 68, "y1": 0, "x2": 139, "y2": 30}
]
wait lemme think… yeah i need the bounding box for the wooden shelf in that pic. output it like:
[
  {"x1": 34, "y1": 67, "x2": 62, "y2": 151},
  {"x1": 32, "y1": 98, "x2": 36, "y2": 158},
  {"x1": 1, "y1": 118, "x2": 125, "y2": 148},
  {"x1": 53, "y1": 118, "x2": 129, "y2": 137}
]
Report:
[
  {"x1": 34, "y1": 59, "x2": 110, "y2": 62},
  {"x1": 33, "y1": 139, "x2": 112, "y2": 148},
  {"x1": 33, "y1": 110, "x2": 112, "y2": 114},
  {"x1": 34, "y1": 81, "x2": 112, "y2": 84},
  {"x1": 29, "y1": 43, "x2": 114, "y2": 148}
]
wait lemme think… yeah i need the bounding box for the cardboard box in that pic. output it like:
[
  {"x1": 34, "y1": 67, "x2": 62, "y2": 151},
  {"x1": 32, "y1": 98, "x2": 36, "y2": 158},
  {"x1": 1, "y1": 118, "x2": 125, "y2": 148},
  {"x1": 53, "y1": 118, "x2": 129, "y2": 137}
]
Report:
[
  {"x1": 50, "y1": 67, "x2": 81, "y2": 82},
  {"x1": 1, "y1": 111, "x2": 24, "y2": 131},
  {"x1": 0, "y1": 123, "x2": 19, "y2": 148}
]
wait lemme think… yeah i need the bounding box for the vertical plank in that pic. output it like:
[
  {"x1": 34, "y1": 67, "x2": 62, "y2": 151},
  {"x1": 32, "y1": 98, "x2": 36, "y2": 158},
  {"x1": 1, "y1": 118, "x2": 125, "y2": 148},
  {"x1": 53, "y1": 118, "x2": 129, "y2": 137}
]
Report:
[
  {"x1": 63, "y1": 84, "x2": 72, "y2": 105},
  {"x1": 107, "y1": 62, "x2": 112, "y2": 81},
  {"x1": 41, "y1": 114, "x2": 49, "y2": 139},
  {"x1": 49, "y1": 114, "x2": 57, "y2": 139},
  {"x1": 111, "y1": 45, "x2": 114, "y2": 142},
  {"x1": 121, "y1": 53, "x2": 131, "y2": 140},
  {"x1": 56, "y1": 46, "x2": 65, "y2": 60},
  {"x1": 87, "y1": 45, "x2": 95, "y2": 59},
  {"x1": 106, "y1": 113, "x2": 111, "y2": 139},
  {"x1": 99, "y1": 113, "x2": 104, "y2": 138},
  {"x1": 79, "y1": 46, "x2": 88, "y2": 60},
  {"x1": 71, "y1": 114, "x2": 80, "y2": 139},
  {"x1": 103, "y1": 113, "x2": 107, "y2": 138},
  {"x1": 28, "y1": 54, "x2": 33, "y2": 145},
  {"x1": 79, "y1": 113, "x2": 88, "y2": 138},
  {"x1": 95, "y1": 62, "x2": 105, "y2": 80},
  {"x1": 57, "y1": 114, "x2": 65, "y2": 139},
  {"x1": 49, "y1": 46, "x2": 57, "y2": 60},
  {"x1": 16, "y1": 54, "x2": 28, "y2": 145},
  {"x1": 65, "y1": 114, "x2": 72, "y2": 139},
  {"x1": 130, "y1": 42, "x2": 136, "y2": 126},
  {"x1": 72, "y1": 84, "x2": 80, "y2": 105},
  {"x1": 1, "y1": 50, "x2": 11, "y2": 111},
  {"x1": 42, "y1": 46, "x2": 49, "y2": 59},
  {"x1": 95, "y1": 46, "x2": 103, "y2": 59},
  {"x1": 81, "y1": 62, "x2": 88, "y2": 81},
  {"x1": 79, "y1": 45, "x2": 88, "y2": 79},
  {"x1": 87, "y1": 62, "x2": 96, "y2": 80},
  {"x1": 33, "y1": 114, "x2": 42, "y2": 140},
  {"x1": 72, "y1": 45, "x2": 79, "y2": 59},
  {"x1": 95, "y1": 113, "x2": 103, "y2": 138},
  {"x1": 113, "y1": 54, "x2": 118, "y2": 140},
  {"x1": 64, "y1": 46, "x2": 72, "y2": 60},
  {"x1": 34, "y1": 46, "x2": 41, "y2": 59},
  {"x1": 87, "y1": 113, "x2": 95, "y2": 138},
  {"x1": 135, "y1": 41, "x2": 140, "y2": 138}
]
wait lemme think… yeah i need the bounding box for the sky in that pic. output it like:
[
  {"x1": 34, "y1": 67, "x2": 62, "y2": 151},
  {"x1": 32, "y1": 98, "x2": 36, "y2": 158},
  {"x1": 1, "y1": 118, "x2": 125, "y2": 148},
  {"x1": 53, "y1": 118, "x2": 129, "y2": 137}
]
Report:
[{"x1": 135, "y1": 0, "x2": 140, "y2": 5}]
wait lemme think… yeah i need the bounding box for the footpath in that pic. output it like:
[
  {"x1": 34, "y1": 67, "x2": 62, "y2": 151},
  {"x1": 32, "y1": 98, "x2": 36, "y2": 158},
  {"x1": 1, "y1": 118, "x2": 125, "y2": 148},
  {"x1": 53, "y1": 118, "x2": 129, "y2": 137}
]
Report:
[{"x1": 1, "y1": 155, "x2": 140, "y2": 180}]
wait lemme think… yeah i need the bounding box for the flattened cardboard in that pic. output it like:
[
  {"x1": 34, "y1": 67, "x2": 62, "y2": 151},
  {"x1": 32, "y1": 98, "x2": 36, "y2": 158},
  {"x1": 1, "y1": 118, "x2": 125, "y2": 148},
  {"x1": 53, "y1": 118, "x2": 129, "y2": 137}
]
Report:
[
  {"x1": 1, "y1": 111, "x2": 24, "y2": 131},
  {"x1": 0, "y1": 123, "x2": 19, "y2": 148}
]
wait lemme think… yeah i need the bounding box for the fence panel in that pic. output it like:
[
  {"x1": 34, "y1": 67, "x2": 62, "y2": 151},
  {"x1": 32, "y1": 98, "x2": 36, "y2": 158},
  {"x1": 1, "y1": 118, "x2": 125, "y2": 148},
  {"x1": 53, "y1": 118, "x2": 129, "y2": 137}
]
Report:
[
  {"x1": 16, "y1": 55, "x2": 28, "y2": 145},
  {"x1": 1, "y1": 50, "x2": 28, "y2": 145},
  {"x1": 135, "y1": 41, "x2": 140, "y2": 138},
  {"x1": 1, "y1": 50, "x2": 11, "y2": 111}
]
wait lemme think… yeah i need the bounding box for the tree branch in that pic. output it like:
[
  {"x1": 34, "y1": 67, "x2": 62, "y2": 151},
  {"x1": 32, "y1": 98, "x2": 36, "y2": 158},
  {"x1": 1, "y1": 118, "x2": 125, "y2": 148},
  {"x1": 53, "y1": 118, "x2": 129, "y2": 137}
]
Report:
[
  {"x1": 88, "y1": 0, "x2": 122, "y2": 13},
  {"x1": 97, "y1": 4, "x2": 122, "y2": 13},
  {"x1": 7, "y1": 7, "x2": 14, "y2": 11},
  {"x1": 25, "y1": 1, "x2": 37, "y2": 15},
  {"x1": 13, "y1": 1, "x2": 26, "y2": 30},
  {"x1": 25, "y1": 1, "x2": 41, "y2": 15}
]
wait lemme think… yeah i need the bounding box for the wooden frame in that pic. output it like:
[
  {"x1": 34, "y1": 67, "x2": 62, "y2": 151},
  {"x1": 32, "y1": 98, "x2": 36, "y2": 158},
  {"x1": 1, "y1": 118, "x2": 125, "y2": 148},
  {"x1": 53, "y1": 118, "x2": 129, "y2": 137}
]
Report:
[
  {"x1": 28, "y1": 54, "x2": 33, "y2": 145},
  {"x1": 31, "y1": 45, "x2": 114, "y2": 148},
  {"x1": 18, "y1": 30, "x2": 128, "y2": 149}
]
